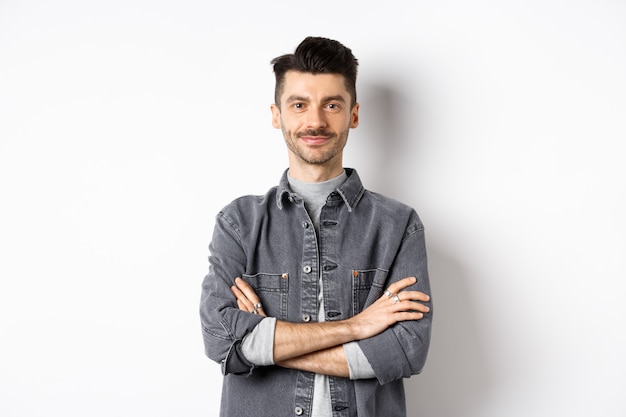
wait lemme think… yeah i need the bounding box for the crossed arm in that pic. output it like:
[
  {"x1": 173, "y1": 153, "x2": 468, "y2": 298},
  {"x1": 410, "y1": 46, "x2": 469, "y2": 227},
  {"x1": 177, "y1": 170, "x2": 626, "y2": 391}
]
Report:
[{"x1": 231, "y1": 276, "x2": 430, "y2": 377}]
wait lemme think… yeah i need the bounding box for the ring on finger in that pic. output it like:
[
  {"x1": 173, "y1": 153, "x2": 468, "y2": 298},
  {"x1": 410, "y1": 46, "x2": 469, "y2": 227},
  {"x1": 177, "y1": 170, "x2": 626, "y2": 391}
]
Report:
[
  {"x1": 393, "y1": 294, "x2": 400, "y2": 304},
  {"x1": 252, "y1": 302, "x2": 263, "y2": 314},
  {"x1": 384, "y1": 290, "x2": 393, "y2": 298}
]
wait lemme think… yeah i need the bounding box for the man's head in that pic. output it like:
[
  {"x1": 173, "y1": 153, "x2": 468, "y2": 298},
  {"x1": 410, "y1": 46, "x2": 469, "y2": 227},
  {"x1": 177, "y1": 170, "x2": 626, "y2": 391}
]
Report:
[
  {"x1": 271, "y1": 36, "x2": 359, "y2": 109},
  {"x1": 270, "y1": 37, "x2": 360, "y2": 180}
]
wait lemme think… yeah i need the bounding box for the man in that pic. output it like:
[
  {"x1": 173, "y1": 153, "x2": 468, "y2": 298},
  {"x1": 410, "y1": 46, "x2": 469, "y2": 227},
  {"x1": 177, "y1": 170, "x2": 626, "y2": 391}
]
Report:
[{"x1": 200, "y1": 36, "x2": 432, "y2": 417}]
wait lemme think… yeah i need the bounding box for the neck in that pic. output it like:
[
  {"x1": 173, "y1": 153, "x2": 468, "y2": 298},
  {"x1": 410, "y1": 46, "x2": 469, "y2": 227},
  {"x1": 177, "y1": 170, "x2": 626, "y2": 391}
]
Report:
[{"x1": 287, "y1": 163, "x2": 344, "y2": 183}]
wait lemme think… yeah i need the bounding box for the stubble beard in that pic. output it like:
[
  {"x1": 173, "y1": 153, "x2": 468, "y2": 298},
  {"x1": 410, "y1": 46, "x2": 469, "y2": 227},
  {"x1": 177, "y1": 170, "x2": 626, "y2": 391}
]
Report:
[{"x1": 283, "y1": 127, "x2": 350, "y2": 165}]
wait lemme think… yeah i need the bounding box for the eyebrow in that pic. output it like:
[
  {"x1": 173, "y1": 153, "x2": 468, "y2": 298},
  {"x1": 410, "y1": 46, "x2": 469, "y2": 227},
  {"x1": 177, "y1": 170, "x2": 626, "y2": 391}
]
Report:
[
  {"x1": 285, "y1": 95, "x2": 347, "y2": 104},
  {"x1": 324, "y1": 95, "x2": 347, "y2": 103}
]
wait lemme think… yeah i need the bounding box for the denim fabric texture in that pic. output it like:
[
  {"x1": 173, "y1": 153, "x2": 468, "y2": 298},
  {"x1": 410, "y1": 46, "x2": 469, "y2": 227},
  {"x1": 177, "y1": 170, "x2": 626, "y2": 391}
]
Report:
[{"x1": 200, "y1": 168, "x2": 432, "y2": 417}]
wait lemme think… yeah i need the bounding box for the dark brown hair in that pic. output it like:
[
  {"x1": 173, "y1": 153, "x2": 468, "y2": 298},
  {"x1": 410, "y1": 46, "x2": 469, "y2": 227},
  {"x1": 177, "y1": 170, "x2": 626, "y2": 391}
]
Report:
[{"x1": 271, "y1": 36, "x2": 359, "y2": 108}]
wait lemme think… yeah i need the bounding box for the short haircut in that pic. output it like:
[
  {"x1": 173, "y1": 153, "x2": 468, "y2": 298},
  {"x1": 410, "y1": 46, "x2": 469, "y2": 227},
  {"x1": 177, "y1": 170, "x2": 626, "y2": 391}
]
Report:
[{"x1": 271, "y1": 36, "x2": 359, "y2": 109}]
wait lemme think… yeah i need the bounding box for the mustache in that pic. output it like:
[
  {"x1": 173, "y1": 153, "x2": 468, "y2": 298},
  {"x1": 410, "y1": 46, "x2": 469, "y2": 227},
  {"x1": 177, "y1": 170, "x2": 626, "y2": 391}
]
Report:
[{"x1": 296, "y1": 129, "x2": 335, "y2": 138}]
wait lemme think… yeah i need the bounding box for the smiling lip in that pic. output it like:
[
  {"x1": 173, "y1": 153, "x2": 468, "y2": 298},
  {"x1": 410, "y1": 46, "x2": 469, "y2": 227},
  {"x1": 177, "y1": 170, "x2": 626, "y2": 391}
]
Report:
[{"x1": 300, "y1": 136, "x2": 329, "y2": 145}]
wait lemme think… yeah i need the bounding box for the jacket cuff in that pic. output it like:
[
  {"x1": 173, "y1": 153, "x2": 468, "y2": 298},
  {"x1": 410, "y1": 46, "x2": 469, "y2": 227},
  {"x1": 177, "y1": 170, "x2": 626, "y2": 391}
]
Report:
[
  {"x1": 221, "y1": 339, "x2": 258, "y2": 376},
  {"x1": 358, "y1": 328, "x2": 410, "y2": 385}
]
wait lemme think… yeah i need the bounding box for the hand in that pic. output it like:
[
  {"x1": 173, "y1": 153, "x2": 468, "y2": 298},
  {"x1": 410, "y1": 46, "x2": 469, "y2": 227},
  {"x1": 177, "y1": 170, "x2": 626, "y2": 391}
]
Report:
[
  {"x1": 231, "y1": 277, "x2": 267, "y2": 317},
  {"x1": 348, "y1": 276, "x2": 430, "y2": 340}
]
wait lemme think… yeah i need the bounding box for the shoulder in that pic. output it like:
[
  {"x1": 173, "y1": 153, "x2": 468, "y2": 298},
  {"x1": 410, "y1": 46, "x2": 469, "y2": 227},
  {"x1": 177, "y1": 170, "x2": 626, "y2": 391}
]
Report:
[
  {"x1": 364, "y1": 189, "x2": 420, "y2": 216},
  {"x1": 217, "y1": 186, "x2": 279, "y2": 222},
  {"x1": 362, "y1": 189, "x2": 425, "y2": 234}
]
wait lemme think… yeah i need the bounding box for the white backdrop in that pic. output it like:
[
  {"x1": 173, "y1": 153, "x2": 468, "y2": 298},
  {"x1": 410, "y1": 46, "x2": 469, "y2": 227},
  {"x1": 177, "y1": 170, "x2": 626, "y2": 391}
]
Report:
[{"x1": 1, "y1": 1, "x2": 625, "y2": 416}]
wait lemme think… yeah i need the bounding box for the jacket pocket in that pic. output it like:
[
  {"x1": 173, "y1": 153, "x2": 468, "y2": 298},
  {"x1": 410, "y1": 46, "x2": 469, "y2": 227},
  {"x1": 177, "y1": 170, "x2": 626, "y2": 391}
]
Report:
[
  {"x1": 351, "y1": 268, "x2": 389, "y2": 314},
  {"x1": 241, "y1": 272, "x2": 289, "y2": 320}
]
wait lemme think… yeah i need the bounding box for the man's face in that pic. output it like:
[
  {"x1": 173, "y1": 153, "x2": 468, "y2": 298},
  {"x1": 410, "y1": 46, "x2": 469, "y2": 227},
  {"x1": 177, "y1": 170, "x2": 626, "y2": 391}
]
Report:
[{"x1": 271, "y1": 71, "x2": 359, "y2": 170}]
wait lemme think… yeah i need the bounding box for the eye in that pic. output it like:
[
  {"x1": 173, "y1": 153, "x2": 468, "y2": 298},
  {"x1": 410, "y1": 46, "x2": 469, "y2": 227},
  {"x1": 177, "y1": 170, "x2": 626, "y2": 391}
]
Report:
[
  {"x1": 292, "y1": 102, "x2": 306, "y2": 111},
  {"x1": 326, "y1": 103, "x2": 342, "y2": 111}
]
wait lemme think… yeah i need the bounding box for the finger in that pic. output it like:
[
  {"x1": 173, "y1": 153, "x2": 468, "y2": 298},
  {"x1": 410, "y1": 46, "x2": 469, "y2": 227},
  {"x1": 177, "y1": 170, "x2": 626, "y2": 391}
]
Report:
[
  {"x1": 234, "y1": 277, "x2": 261, "y2": 304},
  {"x1": 231, "y1": 284, "x2": 246, "y2": 302},
  {"x1": 397, "y1": 290, "x2": 431, "y2": 303},
  {"x1": 397, "y1": 300, "x2": 430, "y2": 313},
  {"x1": 231, "y1": 280, "x2": 252, "y2": 302},
  {"x1": 392, "y1": 294, "x2": 431, "y2": 313},
  {"x1": 231, "y1": 285, "x2": 254, "y2": 311},
  {"x1": 394, "y1": 310, "x2": 426, "y2": 321},
  {"x1": 234, "y1": 289, "x2": 267, "y2": 316},
  {"x1": 236, "y1": 298, "x2": 250, "y2": 312},
  {"x1": 385, "y1": 280, "x2": 431, "y2": 303},
  {"x1": 385, "y1": 276, "x2": 417, "y2": 296},
  {"x1": 254, "y1": 305, "x2": 267, "y2": 317}
]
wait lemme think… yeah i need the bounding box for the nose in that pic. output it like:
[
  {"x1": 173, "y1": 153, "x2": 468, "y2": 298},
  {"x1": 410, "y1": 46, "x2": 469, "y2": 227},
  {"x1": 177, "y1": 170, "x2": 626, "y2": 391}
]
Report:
[{"x1": 305, "y1": 106, "x2": 327, "y2": 130}]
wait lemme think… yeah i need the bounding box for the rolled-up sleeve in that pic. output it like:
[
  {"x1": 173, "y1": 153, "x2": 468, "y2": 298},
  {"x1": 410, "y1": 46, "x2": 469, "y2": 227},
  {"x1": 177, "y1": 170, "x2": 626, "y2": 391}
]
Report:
[
  {"x1": 199, "y1": 211, "x2": 265, "y2": 376},
  {"x1": 357, "y1": 220, "x2": 433, "y2": 385},
  {"x1": 344, "y1": 341, "x2": 376, "y2": 379},
  {"x1": 241, "y1": 317, "x2": 276, "y2": 366}
]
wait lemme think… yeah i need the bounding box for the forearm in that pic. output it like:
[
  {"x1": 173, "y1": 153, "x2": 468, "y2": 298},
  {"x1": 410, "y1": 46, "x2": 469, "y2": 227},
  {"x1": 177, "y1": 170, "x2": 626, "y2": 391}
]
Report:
[
  {"x1": 272, "y1": 319, "x2": 358, "y2": 363},
  {"x1": 277, "y1": 345, "x2": 349, "y2": 377}
]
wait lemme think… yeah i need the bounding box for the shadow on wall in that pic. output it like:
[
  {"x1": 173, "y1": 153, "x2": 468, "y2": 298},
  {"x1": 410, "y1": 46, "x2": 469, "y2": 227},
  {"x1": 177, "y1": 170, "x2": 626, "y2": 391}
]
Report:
[
  {"x1": 359, "y1": 80, "x2": 492, "y2": 415},
  {"x1": 406, "y1": 245, "x2": 492, "y2": 416},
  {"x1": 350, "y1": 81, "x2": 412, "y2": 200}
]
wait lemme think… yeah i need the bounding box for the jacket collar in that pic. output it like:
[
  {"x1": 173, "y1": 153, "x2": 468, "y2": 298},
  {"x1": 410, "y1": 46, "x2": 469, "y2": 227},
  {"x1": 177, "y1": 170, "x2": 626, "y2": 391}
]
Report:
[{"x1": 276, "y1": 168, "x2": 365, "y2": 212}]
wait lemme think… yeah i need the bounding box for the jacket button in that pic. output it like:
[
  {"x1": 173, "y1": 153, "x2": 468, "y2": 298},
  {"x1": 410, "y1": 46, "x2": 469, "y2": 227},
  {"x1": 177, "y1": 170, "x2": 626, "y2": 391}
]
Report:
[
  {"x1": 302, "y1": 314, "x2": 311, "y2": 322},
  {"x1": 302, "y1": 221, "x2": 309, "y2": 228},
  {"x1": 295, "y1": 406, "x2": 303, "y2": 415},
  {"x1": 303, "y1": 265, "x2": 312, "y2": 273}
]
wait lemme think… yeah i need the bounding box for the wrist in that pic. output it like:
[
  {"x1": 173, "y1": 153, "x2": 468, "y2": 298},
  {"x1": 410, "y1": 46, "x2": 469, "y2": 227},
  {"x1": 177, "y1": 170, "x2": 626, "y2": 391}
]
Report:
[{"x1": 344, "y1": 316, "x2": 362, "y2": 341}]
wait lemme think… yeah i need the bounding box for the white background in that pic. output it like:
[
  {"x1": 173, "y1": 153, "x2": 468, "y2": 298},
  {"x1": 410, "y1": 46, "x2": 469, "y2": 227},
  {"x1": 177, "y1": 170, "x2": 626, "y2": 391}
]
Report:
[{"x1": 1, "y1": 1, "x2": 625, "y2": 416}]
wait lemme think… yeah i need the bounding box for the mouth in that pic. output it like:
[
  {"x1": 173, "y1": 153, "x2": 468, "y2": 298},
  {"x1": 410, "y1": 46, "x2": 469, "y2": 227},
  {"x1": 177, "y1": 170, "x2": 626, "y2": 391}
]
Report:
[
  {"x1": 297, "y1": 130, "x2": 333, "y2": 145},
  {"x1": 300, "y1": 135, "x2": 330, "y2": 145}
]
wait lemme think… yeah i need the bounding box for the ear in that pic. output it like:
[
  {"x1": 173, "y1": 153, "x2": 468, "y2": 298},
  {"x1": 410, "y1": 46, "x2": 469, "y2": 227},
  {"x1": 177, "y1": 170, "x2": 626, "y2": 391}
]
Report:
[
  {"x1": 271, "y1": 104, "x2": 281, "y2": 129},
  {"x1": 350, "y1": 103, "x2": 360, "y2": 128}
]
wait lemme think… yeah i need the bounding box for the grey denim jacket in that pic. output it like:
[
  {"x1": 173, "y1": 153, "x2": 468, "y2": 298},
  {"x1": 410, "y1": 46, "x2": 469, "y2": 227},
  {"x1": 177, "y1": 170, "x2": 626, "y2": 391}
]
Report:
[{"x1": 200, "y1": 168, "x2": 432, "y2": 417}]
